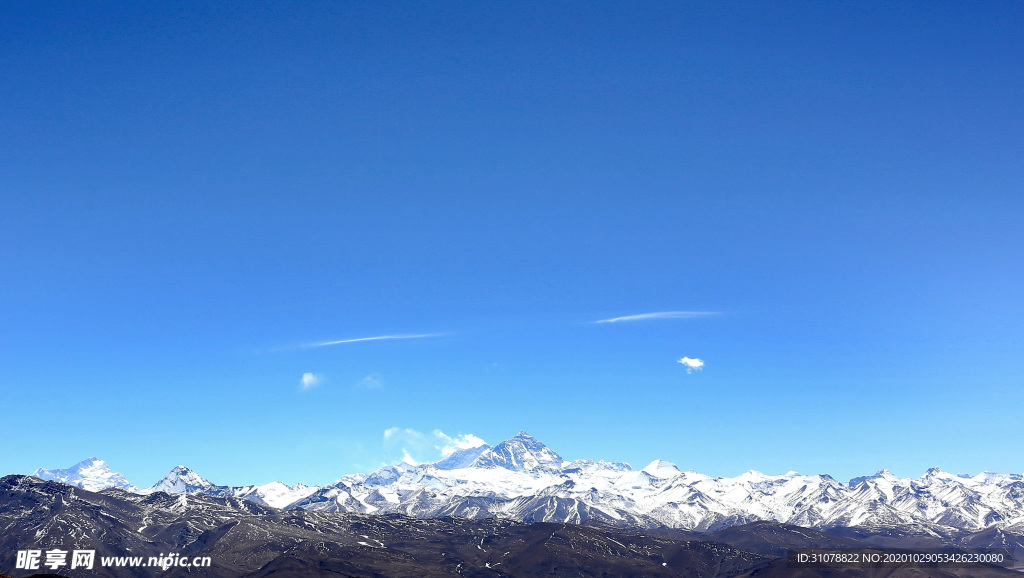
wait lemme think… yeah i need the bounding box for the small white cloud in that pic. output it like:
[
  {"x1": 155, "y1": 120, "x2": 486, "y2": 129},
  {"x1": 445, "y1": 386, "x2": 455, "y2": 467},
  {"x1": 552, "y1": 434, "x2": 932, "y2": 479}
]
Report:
[
  {"x1": 357, "y1": 373, "x2": 383, "y2": 389},
  {"x1": 678, "y1": 357, "x2": 705, "y2": 374},
  {"x1": 596, "y1": 311, "x2": 718, "y2": 323},
  {"x1": 300, "y1": 372, "x2": 321, "y2": 389}
]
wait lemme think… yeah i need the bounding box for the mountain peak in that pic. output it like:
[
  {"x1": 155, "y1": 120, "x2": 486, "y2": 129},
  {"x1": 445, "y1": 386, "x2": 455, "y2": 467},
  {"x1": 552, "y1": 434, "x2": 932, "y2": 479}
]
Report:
[
  {"x1": 147, "y1": 465, "x2": 216, "y2": 494},
  {"x1": 471, "y1": 432, "x2": 563, "y2": 471},
  {"x1": 849, "y1": 468, "x2": 905, "y2": 487},
  {"x1": 70, "y1": 457, "x2": 106, "y2": 470},
  {"x1": 33, "y1": 457, "x2": 137, "y2": 492},
  {"x1": 642, "y1": 460, "x2": 681, "y2": 478}
]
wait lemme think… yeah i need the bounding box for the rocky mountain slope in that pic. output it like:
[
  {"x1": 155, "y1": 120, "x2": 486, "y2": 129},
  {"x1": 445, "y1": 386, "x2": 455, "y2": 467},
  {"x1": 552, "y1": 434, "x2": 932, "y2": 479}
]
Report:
[
  {"x1": 32, "y1": 432, "x2": 1024, "y2": 538},
  {"x1": 2, "y1": 475, "x2": 1018, "y2": 577}
]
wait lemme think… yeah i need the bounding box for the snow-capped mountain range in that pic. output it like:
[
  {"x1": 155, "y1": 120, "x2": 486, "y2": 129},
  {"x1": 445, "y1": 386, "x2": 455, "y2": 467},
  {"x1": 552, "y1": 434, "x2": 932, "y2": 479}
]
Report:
[
  {"x1": 32, "y1": 432, "x2": 1024, "y2": 535},
  {"x1": 144, "y1": 465, "x2": 320, "y2": 509}
]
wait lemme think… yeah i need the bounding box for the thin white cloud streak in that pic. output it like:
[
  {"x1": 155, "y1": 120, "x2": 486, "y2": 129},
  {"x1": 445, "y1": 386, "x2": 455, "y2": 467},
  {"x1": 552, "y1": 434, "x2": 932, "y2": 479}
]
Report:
[
  {"x1": 595, "y1": 311, "x2": 719, "y2": 323},
  {"x1": 357, "y1": 373, "x2": 383, "y2": 389},
  {"x1": 307, "y1": 333, "x2": 443, "y2": 348}
]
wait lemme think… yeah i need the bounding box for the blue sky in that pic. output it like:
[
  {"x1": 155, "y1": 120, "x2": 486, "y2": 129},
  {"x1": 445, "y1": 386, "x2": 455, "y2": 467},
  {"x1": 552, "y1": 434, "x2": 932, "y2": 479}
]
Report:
[{"x1": 2, "y1": 1, "x2": 1022, "y2": 487}]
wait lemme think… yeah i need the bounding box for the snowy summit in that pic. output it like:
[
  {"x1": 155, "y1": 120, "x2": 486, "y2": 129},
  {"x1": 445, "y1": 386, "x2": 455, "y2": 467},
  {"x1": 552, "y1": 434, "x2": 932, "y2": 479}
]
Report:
[{"x1": 34, "y1": 457, "x2": 137, "y2": 492}]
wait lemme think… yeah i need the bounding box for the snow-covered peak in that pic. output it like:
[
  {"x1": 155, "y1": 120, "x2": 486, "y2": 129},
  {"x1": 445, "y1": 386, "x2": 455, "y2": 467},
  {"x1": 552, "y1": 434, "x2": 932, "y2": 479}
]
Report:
[
  {"x1": 733, "y1": 469, "x2": 771, "y2": 482},
  {"x1": 849, "y1": 468, "x2": 904, "y2": 487},
  {"x1": 642, "y1": 460, "x2": 681, "y2": 478},
  {"x1": 921, "y1": 467, "x2": 959, "y2": 483},
  {"x1": 970, "y1": 471, "x2": 1023, "y2": 485},
  {"x1": 921, "y1": 465, "x2": 950, "y2": 479},
  {"x1": 434, "y1": 444, "x2": 491, "y2": 470},
  {"x1": 246, "y1": 481, "x2": 321, "y2": 508},
  {"x1": 364, "y1": 464, "x2": 411, "y2": 487},
  {"x1": 33, "y1": 457, "x2": 137, "y2": 492},
  {"x1": 471, "y1": 431, "x2": 564, "y2": 471},
  {"x1": 146, "y1": 465, "x2": 216, "y2": 494}
]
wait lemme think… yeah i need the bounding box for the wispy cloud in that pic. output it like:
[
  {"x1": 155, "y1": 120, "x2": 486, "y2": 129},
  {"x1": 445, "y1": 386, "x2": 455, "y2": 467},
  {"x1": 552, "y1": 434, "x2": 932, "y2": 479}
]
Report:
[
  {"x1": 384, "y1": 427, "x2": 423, "y2": 441},
  {"x1": 595, "y1": 311, "x2": 718, "y2": 323},
  {"x1": 306, "y1": 333, "x2": 442, "y2": 348},
  {"x1": 678, "y1": 357, "x2": 705, "y2": 374},
  {"x1": 356, "y1": 373, "x2": 383, "y2": 389},
  {"x1": 300, "y1": 372, "x2": 321, "y2": 389},
  {"x1": 400, "y1": 449, "x2": 419, "y2": 466},
  {"x1": 432, "y1": 429, "x2": 488, "y2": 456},
  {"x1": 383, "y1": 427, "x2": 488, "y2": 465}
]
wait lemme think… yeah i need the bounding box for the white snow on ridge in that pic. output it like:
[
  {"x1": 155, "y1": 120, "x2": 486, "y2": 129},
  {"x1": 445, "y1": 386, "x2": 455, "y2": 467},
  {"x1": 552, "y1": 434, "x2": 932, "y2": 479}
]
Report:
[
  {"x1": 32, "y1": 433, "x2": 1024, "y2": 534},
  {"x1": 642, "y1": 459, "x2": 681, "y2": 479},
  {"x1": 471, "y1": 431, "x2": 564, "y2": 471},
  {"x1": 279, "y1": 437, "x2": 1024, "y2": 534},
  {"x1": 145, "y1": 465, "x2": 215, "y2": 494},
  {"x1": 135, "y1": 465, "x2": 320, "y2": 508},
  {"x1": 34, "y1": 457, "x2": 137, "y2": 492},
  {"x1": 237, "y1": 481, "x2": 320, "y2": 508}
]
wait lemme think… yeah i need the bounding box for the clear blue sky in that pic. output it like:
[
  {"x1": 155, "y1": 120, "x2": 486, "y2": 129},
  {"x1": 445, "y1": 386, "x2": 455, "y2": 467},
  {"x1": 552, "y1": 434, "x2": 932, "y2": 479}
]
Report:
[{"x1": 2, "y1": 1, "x2": 1021, "y2": 487}]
